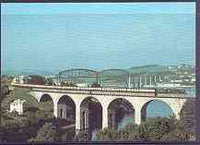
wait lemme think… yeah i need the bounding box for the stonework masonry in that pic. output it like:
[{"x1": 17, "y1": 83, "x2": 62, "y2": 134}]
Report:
[{"x1": 12, "y1": 84, "x2": 191, "y2": 134}]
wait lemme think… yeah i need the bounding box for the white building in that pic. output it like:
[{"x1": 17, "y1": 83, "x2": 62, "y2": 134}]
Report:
[
  {"x1": 12, "y1": 76, "x2": 18, "y2": 83},
  {"x1": 12, "y1": 75, "x2": 25, "y2": 84},
  {"x1": 170, "y1": 80, "x2": 182, "y2": 83},
  {"x1": 76, "y1": 83, "x2": 88, "y2": 87},
  {"x1": 156, "y1": 83, "x2": 181, "y2": 88},
  {"x1": 10, "y1": 99, "x2": 26, "y2": 115}
]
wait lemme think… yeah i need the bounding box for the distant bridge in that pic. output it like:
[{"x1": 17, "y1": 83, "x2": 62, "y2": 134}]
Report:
[
  {"x1": 11, "y1": 83, "x2": 194, "y2": 138},
  {"x1": 57, "y1": 68, "x2": 174, "y2": 88}
]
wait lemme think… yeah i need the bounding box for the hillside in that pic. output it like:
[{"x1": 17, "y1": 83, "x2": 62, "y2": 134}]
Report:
[
  {"x1": 127, "y1": 65, "x2": 168, "y2": 74},
  {"x1": 2, "y1": 69, "x2": 56, "y2": 76}
]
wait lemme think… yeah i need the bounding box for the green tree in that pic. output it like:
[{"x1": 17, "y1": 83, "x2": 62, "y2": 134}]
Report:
[
  {"x1": 0, "y1": 85, "x2": 10, "y2": 127},
  {"x1": 36, "y1": 101, "x2": 54, "y2": 120},
  {"x1": 96, "y1": 116, "x2": 188, "y2": 141},
  {"x1": 180, "y1": 100, "x2": 196, "y2": 136},
  {"x1": 91, "y1": 82, "x2": 101, "y2": 88},
  {"x1": 161, "y1": 120, "x2": 190, "y2": 141},
  {"x1": 97, "y1": 128, "x2": 119, "y2": 141},
  {"x1": 74, "y1": 130, "x2": 89, "y2": 141},
  {"x1": 121, "y1": 123, "x2": 139, "y2": 140},
  {"x1": 29, "y1": 122, "x2": 59, "y2": 143},
  {"x1": 0, "y1": 111, "x2": 36, "y2": 142},
  {"x1": 137, "y1": 116, "x2": 176, "y2": 141}
]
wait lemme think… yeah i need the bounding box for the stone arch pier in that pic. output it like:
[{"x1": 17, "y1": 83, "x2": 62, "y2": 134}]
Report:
[{"x1": 20, "y1": 84, "x2": 190, "y2": 136}]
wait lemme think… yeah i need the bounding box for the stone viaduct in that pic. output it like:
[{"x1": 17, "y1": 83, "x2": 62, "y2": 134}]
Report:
[{"x1": 11, "y1": 83, "x2": 191, "y2": 137}]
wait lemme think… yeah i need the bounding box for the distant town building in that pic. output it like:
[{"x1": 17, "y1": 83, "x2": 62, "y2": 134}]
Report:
[
  {"x1": 10, "y1": 99, "x2": 26, "y2": 115},
  {"x1": 191, "y1": 74, "x2": 196, "y2": 83},
  {"x1": 11, "y1": 76, "x2": 19, "y2": 83},
  {"x1": 53, "y1": 79, "x2": 60, "y2": 86},
  {"x1": 11, "y1": 75, "x2": 29, "y2": 84},
  {"x1": 27, "y1": 75, "x2": 45, "y2": 85},
  {"x1": 76, "y1": 83, "x2": 88, "y2": 87},
  {"x1": 11, "y1": 75, "x2": 45, "y2": 85},
  {"x1": 170, "y1": 79, "x2": 182, "y2": 83},
  {"x1": 156, "y1": 83, "x2": 181, "y2": 88}
]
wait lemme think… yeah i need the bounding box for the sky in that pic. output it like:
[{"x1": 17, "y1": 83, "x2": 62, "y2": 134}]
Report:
[{"x1": 1, "y1": 3, "x2": 196, "y2": 74}]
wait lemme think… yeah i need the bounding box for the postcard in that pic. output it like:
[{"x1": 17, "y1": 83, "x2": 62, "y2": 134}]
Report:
[{"x1": 1, "y1": 2, "x2": 196, "y2": 143}]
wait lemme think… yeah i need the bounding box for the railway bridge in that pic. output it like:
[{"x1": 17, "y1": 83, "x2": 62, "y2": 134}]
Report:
[{"x1": 11, "y1": 83, "x2": 190, "y2": 138}]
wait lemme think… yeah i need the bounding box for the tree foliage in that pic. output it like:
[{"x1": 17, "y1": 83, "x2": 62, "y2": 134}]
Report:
[
  {"x1": 74, "y1": 130, "x2": 89, "y2": 141},
  {"x1": 161, "y1": 120, "x2": 190, "y2": 141},
  {"x1": 137, "y1": 116, "x2": 177, "y2": 141},
  {"x1": 97, "y1": 123, "x2": 139, "y2": 141},
  {"x1": 91, "y1": 82, "x2": 101, "y2": 88},
  {"x1": 29, "y1": 122, "x2": 59, "y2": 143},
  {"x1": 60, "y1": 81, "x2": 77, "y2": 87},
  {"x1": 97, "y1": 116, "x2": 194, "y2": 141},
  {"x1": 0, "y1": 112, "x2": 38, "y2": 143},
  {"x1": 180, "y1": 100, "x2": 196, "y2": 135}
]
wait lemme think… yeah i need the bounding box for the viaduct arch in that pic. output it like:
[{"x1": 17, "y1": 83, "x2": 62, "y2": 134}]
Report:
[
  {"x1": 141, "y1": 99, "x2": 174, "y2": 122},
  {"x1": 20, "y1": 84, "x2": 189, "y2": 137},
  {"x1": 80, "y1": 97, "x2": 102, "y2": 140},
  {"x1": 57, "y1": 95, "x2": 76, "y2": 120},
  {"x1": 29, "y1": 92, "x2": 186, "y2": 133},
  {"x1": 107, "y1": 98, "x2": 135, "y2": 130},
  {"x1": 39, "y1": 94, "x2": 54, "y2": 116}
]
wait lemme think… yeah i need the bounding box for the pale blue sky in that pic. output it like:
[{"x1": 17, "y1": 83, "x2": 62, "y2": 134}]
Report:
[{"x1": 1, "y1": 3, "x2": 196, "y2": 74}]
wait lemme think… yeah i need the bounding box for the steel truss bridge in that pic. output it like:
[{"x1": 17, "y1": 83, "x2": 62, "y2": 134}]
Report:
[{"x1": 57, "y1": 68, "x2": 172, "y2": 88}]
